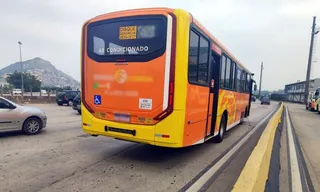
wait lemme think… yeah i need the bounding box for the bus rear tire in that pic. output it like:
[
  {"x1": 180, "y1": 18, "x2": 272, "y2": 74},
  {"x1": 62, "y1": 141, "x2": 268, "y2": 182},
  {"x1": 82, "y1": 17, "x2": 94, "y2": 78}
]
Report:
[
  {"x1": 213, "y1": 114, "x2": 227, "y2": 143},
  {"x1": 245, "y1": 107, "x2": 248, "y2": 117}
]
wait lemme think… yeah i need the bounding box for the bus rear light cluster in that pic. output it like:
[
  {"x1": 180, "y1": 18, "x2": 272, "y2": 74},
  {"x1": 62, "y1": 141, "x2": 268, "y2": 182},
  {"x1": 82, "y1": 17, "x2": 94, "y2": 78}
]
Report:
[{"x1": 154, "y1": 13, "x2": 176, "y2": 121}]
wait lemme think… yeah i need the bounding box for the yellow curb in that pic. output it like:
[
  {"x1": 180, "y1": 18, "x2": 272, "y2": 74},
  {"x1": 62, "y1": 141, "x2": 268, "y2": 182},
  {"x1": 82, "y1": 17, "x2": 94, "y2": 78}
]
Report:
[{"x1": 232, "y1": 103, "x2": 284, "y2": 192}]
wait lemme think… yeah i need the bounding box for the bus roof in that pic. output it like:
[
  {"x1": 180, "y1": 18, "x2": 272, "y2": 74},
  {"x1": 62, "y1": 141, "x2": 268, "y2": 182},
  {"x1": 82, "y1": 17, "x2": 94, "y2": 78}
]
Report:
[{"x1": 90, "y1": 7, "x2": 252, "y2": 75}]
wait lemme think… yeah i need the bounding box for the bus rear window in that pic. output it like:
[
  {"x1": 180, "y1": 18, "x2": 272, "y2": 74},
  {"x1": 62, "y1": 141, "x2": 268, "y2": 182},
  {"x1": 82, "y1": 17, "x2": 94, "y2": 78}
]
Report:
[{"x1": 87, "y1": 15, "x2": 167, "y2": 62}]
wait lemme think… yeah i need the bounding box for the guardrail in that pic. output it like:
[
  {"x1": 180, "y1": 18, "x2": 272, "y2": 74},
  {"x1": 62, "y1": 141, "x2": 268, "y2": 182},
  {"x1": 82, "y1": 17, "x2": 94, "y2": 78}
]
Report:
[{"x1": 232, "y1": 102, "x2": 284, "y2": 192}]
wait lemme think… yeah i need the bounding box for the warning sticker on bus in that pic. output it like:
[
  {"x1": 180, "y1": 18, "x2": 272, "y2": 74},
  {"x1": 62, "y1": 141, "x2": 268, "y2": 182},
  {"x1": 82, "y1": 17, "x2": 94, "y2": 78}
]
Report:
[{"x1": 119, "y1": 26, "x2": 137, "y2": 40}]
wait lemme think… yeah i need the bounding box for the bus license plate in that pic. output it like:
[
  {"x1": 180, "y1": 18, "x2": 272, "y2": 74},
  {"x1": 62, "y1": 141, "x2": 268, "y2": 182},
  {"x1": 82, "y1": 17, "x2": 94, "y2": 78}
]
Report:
[{"x1": 114, "y1": 114, "x2": 130, "y2": 122}]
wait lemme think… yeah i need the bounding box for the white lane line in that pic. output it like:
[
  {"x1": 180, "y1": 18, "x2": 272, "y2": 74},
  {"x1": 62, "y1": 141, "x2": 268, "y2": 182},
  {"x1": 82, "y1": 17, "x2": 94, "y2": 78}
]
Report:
[
  {"x1": 185, "y1": 105, "x2": 279, "y2": 192},
  {"x1": 285, "y1": 106, "x2": 303, "y2": 192}
]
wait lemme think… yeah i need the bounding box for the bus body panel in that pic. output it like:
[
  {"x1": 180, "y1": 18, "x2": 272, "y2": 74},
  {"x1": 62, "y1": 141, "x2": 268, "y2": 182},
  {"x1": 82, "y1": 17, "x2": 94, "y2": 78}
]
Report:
[
  {"x1": 170, "y1": 9, "x2": 190, "y2": 111},
  {"x1": 153, "y1": 9, "x2": 190, "y2": 147},
  {"x1": 179, "y1": 10, "x2": 212, "y2": 147},
  {"x1": 183, "y1": 85, "x2": 210, "y2": 146},
  {"x1": 215, "y1": 90, "x2": 250, "y2": 133},
  {"x1": 84, "y1": 56, "x2": 167, "y2": 124}
]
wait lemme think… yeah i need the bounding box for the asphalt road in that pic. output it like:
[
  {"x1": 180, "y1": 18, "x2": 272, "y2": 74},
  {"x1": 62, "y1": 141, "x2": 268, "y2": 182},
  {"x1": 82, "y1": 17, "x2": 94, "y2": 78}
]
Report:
[
  {"x1": 285, "y1": 103, "x2": 320, "y2": 191},
  {"x1": 0, "y1": 102, "x2": 277, "y2": 192}
]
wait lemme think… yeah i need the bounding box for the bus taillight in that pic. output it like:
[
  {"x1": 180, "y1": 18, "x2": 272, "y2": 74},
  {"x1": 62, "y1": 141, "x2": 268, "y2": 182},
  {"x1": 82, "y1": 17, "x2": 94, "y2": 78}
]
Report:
[
  {"x1": 169, "y1": 82, "x2": 174, "y2": 105},
  {"x1": 154, "y1": 13, "x2": 176, "y2": 121}
]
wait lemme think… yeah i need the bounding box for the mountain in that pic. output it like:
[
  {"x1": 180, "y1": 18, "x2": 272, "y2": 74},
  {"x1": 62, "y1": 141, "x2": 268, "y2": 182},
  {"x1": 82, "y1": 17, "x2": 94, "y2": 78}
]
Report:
[{"x1": 0, "y1": 57, "x2": 80, "y2": 89}]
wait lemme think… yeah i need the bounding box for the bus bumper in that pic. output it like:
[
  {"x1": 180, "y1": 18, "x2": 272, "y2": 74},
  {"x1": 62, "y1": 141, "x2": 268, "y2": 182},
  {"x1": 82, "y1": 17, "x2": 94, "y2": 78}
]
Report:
[{"x1": 81, "y1": 106, "x2": 184, "y2": 148}]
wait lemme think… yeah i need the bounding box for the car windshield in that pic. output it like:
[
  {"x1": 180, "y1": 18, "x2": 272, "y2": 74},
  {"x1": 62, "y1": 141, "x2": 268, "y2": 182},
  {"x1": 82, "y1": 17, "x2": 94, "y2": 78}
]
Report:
[{"x1": 57, "y1": 92, "x2": 66, "y2": 96}]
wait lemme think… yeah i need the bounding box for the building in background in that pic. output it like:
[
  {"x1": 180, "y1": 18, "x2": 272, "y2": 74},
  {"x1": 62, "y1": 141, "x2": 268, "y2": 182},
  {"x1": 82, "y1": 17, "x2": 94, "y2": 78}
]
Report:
[{"x1": 284, "y1": 78, "x2": 320, "y2": 103}]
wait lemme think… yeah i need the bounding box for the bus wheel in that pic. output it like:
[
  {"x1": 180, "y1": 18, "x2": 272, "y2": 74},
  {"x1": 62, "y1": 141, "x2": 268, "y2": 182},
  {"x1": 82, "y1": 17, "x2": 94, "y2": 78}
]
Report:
[{"x1": 213, "y1": 114, "x2": 227, "y2": 143}]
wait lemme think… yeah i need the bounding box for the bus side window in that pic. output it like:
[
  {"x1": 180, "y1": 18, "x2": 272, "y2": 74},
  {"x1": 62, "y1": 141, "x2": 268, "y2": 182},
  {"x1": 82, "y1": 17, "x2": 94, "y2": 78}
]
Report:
[
  {"x1": 188, "y1": 29, "x2": 210, "y2": 85},
  {"x1": 247, "y1": 73, "x2": 250, "y2": 93},
  {"x1": 188, "y1": 30, "x2": 199, "y2": 83},
  {"x1": 236, "y1": 67, "x2": 241, "y2": 92},
  {"x1": 240, "y1": 70, "x2": 244, "y2": 92},
  {"x1": 198, "y1": 36, "x2": 209, "y2": 83},
  {"x1": 225, "y1": 57, "x2": 231, "y2": 88},
  {"x1": 220, "y1": 55, "x2": 226, "y2": 87},
  {"x1": 231, "y1": 62, "x2": 236, "y2": 90}
]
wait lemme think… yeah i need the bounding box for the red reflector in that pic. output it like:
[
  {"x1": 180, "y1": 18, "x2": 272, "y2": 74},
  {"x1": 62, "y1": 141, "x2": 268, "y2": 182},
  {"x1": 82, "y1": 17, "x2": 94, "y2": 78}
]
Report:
[
  {"x1": 211, "y1": 79, "x2": 215, "y2": 88},
  {"x1": 162, "y1": 134, "x2": 170, "y2": 138},
  {"x1": 169, "y1": 95, "x2": 173, "y2": 105}
]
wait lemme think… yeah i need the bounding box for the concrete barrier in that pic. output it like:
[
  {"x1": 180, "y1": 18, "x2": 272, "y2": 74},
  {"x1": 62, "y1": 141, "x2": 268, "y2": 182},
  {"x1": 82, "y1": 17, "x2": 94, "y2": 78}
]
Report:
[
  {"x1": 2, "y1": 95, "x2": 56, "y2": 104},
  {"x1": 232, "y1": 103, "x2": 284, "y2": 192}
]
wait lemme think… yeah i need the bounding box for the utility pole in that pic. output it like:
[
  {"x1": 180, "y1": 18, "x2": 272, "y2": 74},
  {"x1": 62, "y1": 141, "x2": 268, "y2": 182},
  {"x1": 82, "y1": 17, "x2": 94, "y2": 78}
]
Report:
[
  {"x1": 18, "y1": 41, "x2": 24, "y2": 96},
  {"x1": 258, "y1": 62, "x2": 264, "y2": 98},
  {"x1": 304, "y1": 16, "x2": 318, "y2": 104}
]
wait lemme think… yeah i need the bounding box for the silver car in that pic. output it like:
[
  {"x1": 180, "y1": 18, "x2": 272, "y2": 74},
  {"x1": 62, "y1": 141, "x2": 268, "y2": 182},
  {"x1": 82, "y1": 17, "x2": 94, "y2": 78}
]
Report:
[
  {"x1": 260, "y1": 96, "x2": 271, "y2": 105},
  {"x1": 0, "y1": 96, "x2": 47, "y2": 135}
]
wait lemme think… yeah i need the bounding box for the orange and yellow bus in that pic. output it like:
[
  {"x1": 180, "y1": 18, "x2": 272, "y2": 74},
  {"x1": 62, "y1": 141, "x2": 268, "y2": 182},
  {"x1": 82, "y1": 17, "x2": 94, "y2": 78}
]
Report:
[{"x1": 81, "y1": 7, "x2": 257, "y2": 148}]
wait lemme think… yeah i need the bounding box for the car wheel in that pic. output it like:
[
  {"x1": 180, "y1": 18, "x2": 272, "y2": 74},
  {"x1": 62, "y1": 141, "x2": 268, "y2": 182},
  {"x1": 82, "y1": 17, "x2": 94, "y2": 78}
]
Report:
[
  {"x1": 57, "y1": 103, "x2": 63, "y2": 106},
  {"x1": 23, "y1": 117, "x2": 42, "y2": 135},
  {"x1": 77, "y1": 110, "x2": 81, "y2": 115},
  {"x1": 213, "y1": 114, "x2": 227, "y2": 143},
  {"x1": 68, "y1": 100, "x2": 73, "y2": 106},
  {"x1": 318, "y1": 105, "x2": 320, "y2": 114}
]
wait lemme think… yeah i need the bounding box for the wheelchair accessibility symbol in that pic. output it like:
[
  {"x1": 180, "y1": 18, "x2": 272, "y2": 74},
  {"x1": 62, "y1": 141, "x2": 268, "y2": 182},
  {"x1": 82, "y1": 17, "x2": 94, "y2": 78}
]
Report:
[{"x1": 94, "y1": 95, "x2": 101, "y2": 105}]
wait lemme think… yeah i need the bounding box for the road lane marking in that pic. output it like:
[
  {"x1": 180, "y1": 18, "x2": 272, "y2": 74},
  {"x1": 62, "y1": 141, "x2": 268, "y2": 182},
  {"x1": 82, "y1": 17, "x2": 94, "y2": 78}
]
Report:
[
  {"x1": 232, "y1": 103, "x2": 284, "y2": 191},
  {"x1": 285, "y1": 106, "x2": 303, "y2": 192},
  {"x1": 184, "y1": 105, "x2": 279, "y2": 192}
]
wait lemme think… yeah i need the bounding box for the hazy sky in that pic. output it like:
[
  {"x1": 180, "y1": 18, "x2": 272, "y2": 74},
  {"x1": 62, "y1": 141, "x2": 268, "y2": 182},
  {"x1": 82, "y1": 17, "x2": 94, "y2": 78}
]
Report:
[{"x1": 1, "y1": 0, "x2": 320, "y2": 91}]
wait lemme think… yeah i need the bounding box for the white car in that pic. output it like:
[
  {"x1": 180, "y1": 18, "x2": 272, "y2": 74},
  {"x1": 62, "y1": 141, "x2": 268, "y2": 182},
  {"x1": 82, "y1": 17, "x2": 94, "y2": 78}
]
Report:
[
  {"x1": 0, "y1": 96, "x2": 47, "y2": 135},
  {"x1": 12, "y1": 89, "x2": 22, "y2": 95}
]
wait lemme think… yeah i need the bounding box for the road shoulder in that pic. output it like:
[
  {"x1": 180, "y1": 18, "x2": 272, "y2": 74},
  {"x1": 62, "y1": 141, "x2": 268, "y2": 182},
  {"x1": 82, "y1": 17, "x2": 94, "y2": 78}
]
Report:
[
  {"x1": 286, "y1": 103, "x2": 320, "y2": 192},
  {"x1": 279, "y1": 112, "x2": 289, "y2": 192}
]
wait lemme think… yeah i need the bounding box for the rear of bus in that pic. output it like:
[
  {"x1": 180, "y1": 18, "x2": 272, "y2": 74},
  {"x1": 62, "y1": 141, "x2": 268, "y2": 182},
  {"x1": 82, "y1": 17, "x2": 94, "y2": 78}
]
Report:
[{"x1": 81, "y1": 8, "x2": 185, "y2": 147}]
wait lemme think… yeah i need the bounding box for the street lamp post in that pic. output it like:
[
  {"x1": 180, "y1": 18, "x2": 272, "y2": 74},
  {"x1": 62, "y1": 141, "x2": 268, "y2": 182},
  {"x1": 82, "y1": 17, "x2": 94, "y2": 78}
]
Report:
[
  {"x1": 40, "y1": 79, "x2": 42, "y2": 97},
  {"x1": 18, "y1": 41, "x2": 24, "y2": 96},
  {"x1": 258, "y1": 62, "x2": 264, "y2": 98}
]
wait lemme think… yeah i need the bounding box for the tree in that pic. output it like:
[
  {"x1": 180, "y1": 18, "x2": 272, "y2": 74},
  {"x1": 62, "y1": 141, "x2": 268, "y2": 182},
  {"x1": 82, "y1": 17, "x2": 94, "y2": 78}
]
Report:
[
  {"x1": 0, "y1": 84, "x2": 14, "y2": 94},
  {"x1": 6, "y1": 71, "x2": 41, "y2": 92}
]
